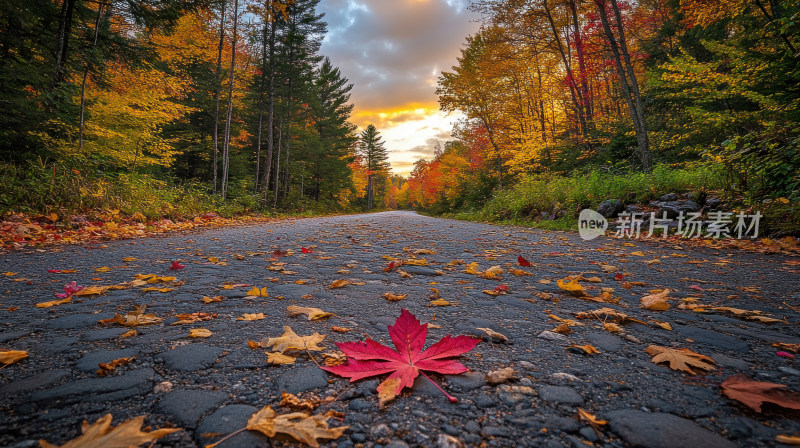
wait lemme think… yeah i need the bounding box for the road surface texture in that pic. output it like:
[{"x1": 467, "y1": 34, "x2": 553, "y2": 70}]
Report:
[{"x1": 1, "y1": 211, "x2": 798, "y2": 448}]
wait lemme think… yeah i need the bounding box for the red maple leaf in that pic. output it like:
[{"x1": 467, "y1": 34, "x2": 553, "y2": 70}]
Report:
[
  {"x1": 517, "y1": 255, "x2": 532, "y2": 267},
  {"x1": 301, "y1": 247, "x2": 313, "y2": 254},
  {"x1": 169, "y1": 261, "x2": 185, "y2": 270},
  {"x1": 323, "y1": 309, "x2": 479, "y2": 406}
]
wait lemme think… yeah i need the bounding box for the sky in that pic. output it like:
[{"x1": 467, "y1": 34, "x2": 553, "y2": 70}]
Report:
[{"x1": 317, "y1": 0, "x2": 481, "y2": 176}]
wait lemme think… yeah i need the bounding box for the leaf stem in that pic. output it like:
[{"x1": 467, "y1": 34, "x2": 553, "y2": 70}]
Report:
[{"x1": 420, "y1": 371, "x2": 458, "y2": 403}]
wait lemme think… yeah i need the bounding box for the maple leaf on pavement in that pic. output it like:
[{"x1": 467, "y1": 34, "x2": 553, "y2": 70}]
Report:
[
  {"x1": 322, "y1": 309, "x2": 479, "y2": 407},
  {"x1": 517, "y1": 255, "x2": 532, "y2": 267},
  {"x1": 721, "y1": 374, "x2": 800, "y2": 412},
  {"x1": 645, "y1": 345, "x2": 715, "y2": 375}
]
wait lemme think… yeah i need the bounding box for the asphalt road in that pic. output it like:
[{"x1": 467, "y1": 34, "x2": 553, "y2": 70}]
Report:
[{"x1": 1, "y1": 211, "x2": 798, "y2": 448}]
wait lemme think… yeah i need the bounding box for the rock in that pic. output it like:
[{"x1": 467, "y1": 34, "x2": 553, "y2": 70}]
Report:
[
  {"x1": 446, "y1": 372, "x2": 486, "y2": 391},
  {"x1": 370, "y1": 423, "x2": 392, "y2": 439},
  {"x1": 778, "y1": 366, "x2": 800, "y2": 376},
  {"x1": 537, "y1": 331, "x2": 568, "y2": 342},
  {"x1": 31, "y1": 368, "x2": 154, "y2": 404},
  {"x1": 399, "y1": 266, "x2": 440, "y2": 276},
  {"x1": 673, "y1": 326, "x2": 749, "y2": 352},
  {"x1": 437, "y1": 434, "x2": 463, "y2": 448},
  {"x1": 475, "y1": 395, "x2": 497, "y2": 408},
  {"x1": 543, "y1": 416, "x2": 581, "y2": 433},
  {"x1": 79, "y1": 328, "x2": 130, "y2": 341},
  {"x1": 0, "y1": 369, "x2": 70, "y2": 396},
  {"x1": 579, "y1": 426, "x2": 600, "y2": 442},
  {"x1": 538, "y1": 385, "x2": 583, "y2": 405},
  {"x1": 275, "y1": 365, "x2": 329, "y2": 394},
  {"x1": 680, "y1": 200, "x2": 701, "y2": 213},
  {"x1": 75, "y1": 349, "x2": 137, "y2": 372},
  {"x1": 584, "y1": 332, "x2": 623, "y2": 352},
  {"x1": 550, "y1": 372, "x2": 580, "y2": 383},
  {"x1": 597, "y1": 200, "x2": 624, "y2": 218},
  {"x1": 607, "y1": 409, "x2": 735, "y2": 448},
  {"x1": 44, "y1": 313, "x2": 113, "y2": 329},
  {"x1": 348, "y1": 398, "x2": 371, "y2": 411},
  {"x1": 625, "y1": 205, "x2": 641, "y2": 213},
  {"x1": 707, "y1": 197, "x2": 721, "y2": 209},
  {"x1": 660, "y1": 193, "x2": 678, "y2": 201},
  {"x1": 156, "y1": 389, "x2": 228, "y2": 428},
  {"x1": 482, "y1": 426, "x2": 510, "y2": 437},
  {"x1": 155, "y1": 344, "x2": 225, "y2": 371},
  {"x1": 196, "y1": 405, "x2": 266, "y2": 448},
  {"x1": 487, "y1": 367, "x2": 515, "y2": 385},
  {"x1": 712, "y1": 353, "x2": 750, "y2": 371},
  {"x1": 385, "y1": 441, "x2": 410, "y2": 448},
  {"x1": 154, "y1": 381, "x2": 173, "y2": 393}
]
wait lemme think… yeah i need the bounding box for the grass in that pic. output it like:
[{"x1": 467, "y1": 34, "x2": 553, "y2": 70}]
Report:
[{"x1": 446, "y1": 164, "x2": 728, "y2": 229}]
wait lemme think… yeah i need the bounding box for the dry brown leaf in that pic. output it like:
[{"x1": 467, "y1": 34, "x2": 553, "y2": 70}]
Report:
[
  {"x1": 201, "y1": 295, "x2": 223, "y2": 303},
  {"x1": 552, "y1": 323, "x2": 573, "y2": 335},
  {"x1": 171, "y1": 312, "x2": 216, "y2": 325},
  {"x1": 645, "y1": 345, "x2": 715, "y2": 374},
  {"x1": 577, "y1": 407, "x2": 607, "y2": 437},
  {"x1": 640, "y1": 289, "x2": 672, "y2": 310},
  {"x1": 568, "y1": 344, "x2": 600, "y2": 355},
  {"x1": 267, "y1": 352, "x2": 297, "y2": 365},
  {"x1": 403, "y1": 258, "x2": 429, "y2": 266},
  {"x1": 328, "y1": 279, "x2": 349, "y2": 289},
  {"x1": 603, "y1": 322, "x2": 623, "y2": 333},
  {"x1": 119, "y1": 329, "x2": 136, "y2": 338},
  {"x1": 487, "y1": 367, "x2": 516, "y2": 385},
  {"x1": 479, "y1": 265, "x2": 503, "y2": 280},
  {"x1": 73, "y1": 285, "x2": 112, "y2": 297},
  {"x1": 245, "y1": 406, "x2": 348, "y2": 448},
  {"x1": 264, "y1": 326, "x2": 326, "y2": 352},
  {"x1": 0, "y1": 349, "x2": 28, "y2": 365},
  {"x1": 382, "y1": 292, "x2": 408, "y2": 302},
  {"x1": 188, "y1": 328, "x2": 212, "y2": 338},
  {"x1": 378, "y1": 377, "x2": 403, "y2": 408},
  {"x1": 287, "y1": 305, "x2": 334, "y2": 320},
  {"x1": 97, "y1": 357, "x2": 135, "y2": 376},
  {"x1": 331, "y1": 326, "x2": 352, "y2": 333},
  {"x1": 476, "y1": 327, "x2": 508, "y2": 342},
  {"x1": 548, "y1": 314, "x2": 583, "y2": 326},
  {"x1": 575, "y1": 307, "x2": 646, "y2": 325},
  {"x1": 773, "y1": 343, "x2": 800, "y2": 353},
  {"x1": 429, "y1": 298, "x2": 452, "y2": 306},
  {"x1": 39, "y1": 414, "x2": 179, "y2": 448},
  {"x1": 238, "y1": 313, "x2": 266, "y2": 321},
  {"x1": 280, "y1": 391, "x2": 319, "y2": 411},
  {"x1": 652, "y1": 321, "x2": 673, "y2": 331},
  {"x1": 776, "y1": 435, "x2": 800, "y2": 445},
  {"x1": 99, "y1": 312, "x2": 162, "y2": 327},
  {"x1": 397, "y1": 269, "x2": 412, "y2": 279},
  {"x1": 508, "y1": 268, "x2": 533, "y2": 276},
  {"x1": 721, "y1": 374, "x2": 800, "y2": 413}
]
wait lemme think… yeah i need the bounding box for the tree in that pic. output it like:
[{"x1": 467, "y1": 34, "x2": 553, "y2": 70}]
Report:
[{"x1": 358, "y1": 124, "x2": 390, "y2": 209}]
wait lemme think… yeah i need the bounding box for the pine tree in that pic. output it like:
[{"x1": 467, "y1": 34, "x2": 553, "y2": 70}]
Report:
[{"x1": 358, "y1": 124, "x2": 390, "y2": 209}]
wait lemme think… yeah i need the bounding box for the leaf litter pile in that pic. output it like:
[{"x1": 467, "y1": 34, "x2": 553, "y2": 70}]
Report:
[{"x1": 2, "y1": 213, "x2": 800, "y2": 447}]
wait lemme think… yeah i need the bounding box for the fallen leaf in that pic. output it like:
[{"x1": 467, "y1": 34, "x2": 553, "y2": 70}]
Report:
[
  {"x1": 301, "y1": 247, "x2": 313, "y2": 254},
  {"x1": 776, "y1": 435, "x2": 800, "y2": 445},
  {"x1": 721, "y1": 374, "x2": 800, "y2": 413},
  {"x1": 246, "y1": 286, "x2": 268, "y2": 297},
  {"x1": 568, "y1": 344, "x2": 600, "y2": 355},
  {"x1": 201, "y1": 295, "x2": 223, "y2": 303},
  {"x1": 120, "y1": 329, "x2": 136, "y2": 338},
  {"x1": 95, "y1": 266, "x2": 112, "y2": 273},
  {"x1": 267, "y1": 352, "x2": 297, "y2": 365},
  {"x1": 238, "y1": 313, "x2": 266, "y2": 321},
  {"x1": 171, "y1": 312, "x2": 216, "y2": 325},
  {"x1": 38, "y1": 414, "x2": 179, "y2": 448},
  {"x1": 329, "y1": 279, "x2": 349, "y2": 289},
  {"x1": 122, "y1": 257, "x2": 137, "y2": 262},
  {"x1": 652, "y1": 321, "x2": 673, "y2": 331},
  {"x1": 517, "y1": 255, "x2": 532, "y2": 267},
  {"x1": 603, "y1": 322, "x2": 623, "y2": 333},
  {"x1": 557, "y1": 277, "x2": 588, "y2": 297},
  {"x1": 280, "y1": 391, "x2": 321, "y2": 411},
  {"x1": 575, "y1": 307, "x2": 646, "y2": 325},
  {"x1": 169, "y1": 261, "x2": 186, "y2": 270},
  {"x1": 645, "y1": 345, "x2": 715, "y2": 375},
  {"x1": 476, "y1": 327, "x2": 508, "y2": 342},
  {"x1": 188, "y1": 328, "x2": 212, "y2": 338},
  {"x1": 36, "y1": 297, "x2": 72, "y2": 308},
  {"x1": 97, "y1": 357, "x2": 135, "y2": 376},
  {"x1": 322, "y1": 309, "x2": 479, "y2": 406},
  {"x1": 0, "y1": 349, "x2": 28, "y2": 366},
  {"x1": 397, "y1": 269, "x2": 412, "y2": 279},
  {"x1": 264, "y1": 326, "x2": 326, "y2": 352},
  {"x1": 479, "y1": 265, "x2": 503, "y2": 280},
  {"x1": 100, "y1": 312, "x2": 162, "y2": 327},
  {"x1": 773, "y1": 343, "x2": 800, "y2": 353},
  {"x1": 640, "y1": 289, "x2": 672, "y2": 310},
  {"x1": 287, "y1": 305, "x2": 334, "y2": 321},
  {"x1": 243, "y1": 406, "x2": 347, "y2": 447},
  {"x1": 487, "y1": 367, "x2": 516, "y2": 384},
  {"x1": 383, "y1": 292, "x2": 408, "y2": 302},
  {"x1": 577, "y1": 408, "x2": 607, "y2": 437},
  {"x1": 331, "y1": 326, "x2": 352, "y2": 333},
  {"x1": 552, "y1": 323, "x2": 573, "y2": 334},
  {"x1": 429, "y1": 298, "x2": 452, "y2": 306},
  {"x1": 508, "y1": 268, "x2": 533, "y2": 276}
]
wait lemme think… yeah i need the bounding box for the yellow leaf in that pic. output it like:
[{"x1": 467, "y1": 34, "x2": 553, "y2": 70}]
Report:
[
  {"x1": 557, "y1": 277, "x2": 588, "y2": 297},
  {"x1": 403, "y1": 258, "x2": 429, "y2": 266},
  {"x1": 577, "y1": 408, "x2": 607, "y2": 427},
  {"x1": 287, "y1": 305, "x2": 334, "y2": 320},
  {"x1": 331, "y1": 326, "x2": 352, "y2": 333},
  {"x1": 377, "y1": 377, "x2": 403, "y2": 408},
  {"x1": 568, "y1": 344, "x2": 600, "y2": 355},
  {"x1": 120, "y1": 329, "x2": 136, "y2": 338},
  {"x1": 508, "y1": 268, "x2": 533, "y2": 276},
  {"x1": 382, "y1": 292, "x2": 408, "y2": 301},
  {"x1": 246, "y1": 287, "x2": 268, "y2": 297},
  {"x1": 0, "y1": 349, "x2": 28, "y2": 365},
  {"x1": 36, "y1": 297, "x2": 72, "y2": 308},
  {"x1": 237, "y1": 313, "x2": 266, "y2": 321},
  {"x1": 552, "y1": 323, "x2": 573, "y2": 334},
  {"x1": 652, "y1": 321, "x2": 673, "y2": 331},
  {"x1": 479, "y1": 265, "x2": 503, "y2": 280},
  {"x1": 207, "y1": 257, "x2": 219, "y2": 263},
  {"x1": 429, "y1": 298, "x2": 451, "y2": 306},
  {"x1": 2, "y1": 272, "x2": 18, "y2": 276},
  {"x1": 122, "y1": 257, "x2": 137, "y2": 262},
  {"x1": 603, "y1": 322, "x2": 624, "y2": 333},
  {"x1": 38, "y1": 414, "x2": 180, "y2": 448},
  {"x1": 73, "y1": 285, "x2": 112, "y2": 297},
  {"x1": 776, "y1": 435, "x2": 800, "y2": 445},
  {"x1": 188, "y1": 328, "x2": 212, "y2": 338},
  {"x1": 95, "y1": 266, "x2": 112, "y2": 273},
  {"x1": 640, "y1": 289, "x2": 672, "y2": 310},
  {"x1": 244, "y1": 406, "x2": 348, "y2": 447},
  {"x1": 267, "y1": 352, "x2": 297, "y2": 365},
  {"x1": 47, "y1": 213, "x2": 58, "y2": 222},
  {"x1": 97, "y1": 357, "x2": 135, "y2": 376},
  {"x1": 201, "y1": 295, "x2": 223, "y2": 303}
]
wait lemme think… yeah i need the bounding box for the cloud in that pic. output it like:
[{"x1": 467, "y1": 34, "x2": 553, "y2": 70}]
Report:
[{"x1": 318, "y1": 0, "x2": 480, "y2": 176}]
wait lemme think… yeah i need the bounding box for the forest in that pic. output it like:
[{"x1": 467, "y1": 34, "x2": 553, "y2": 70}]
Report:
[
  {"x1": 399, "y1": 0, "x2": 800, "y2": 235},
  {"x1": 1, "y1": 0, "x2": 799, "y2": 236},
  {"x1": 1, "y1": 0, "x2": 396, "y2": 218}
]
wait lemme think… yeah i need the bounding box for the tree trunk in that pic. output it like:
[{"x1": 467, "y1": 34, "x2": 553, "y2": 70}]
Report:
[
  {"x1": 78, "y1": 2, "x2": 105, "y2": 151},
  {"x1": 595, "y1": 0, "x2": 651, "y2": 170},
  {"x1": 254, "y1": 22, "x2": 267, "y2": 192},
  {"x1": 273, "y1": 123, "x2": 282, "y2": 207},
  {"x1": 261, "y1": 13, "x2": 277, "y2": 199},
  {"x1": 212, "y1": 0, "x2": 227, "y2": 194},
  {"x1": 54, "y1": 0, "x2": 77, "y2": 84},
  {"x1": 221, "y1": 0, "x2": 239, "y2": 199},
  {"x1": 568, "y1": 0, "x2": 593, "y2": 130}
]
